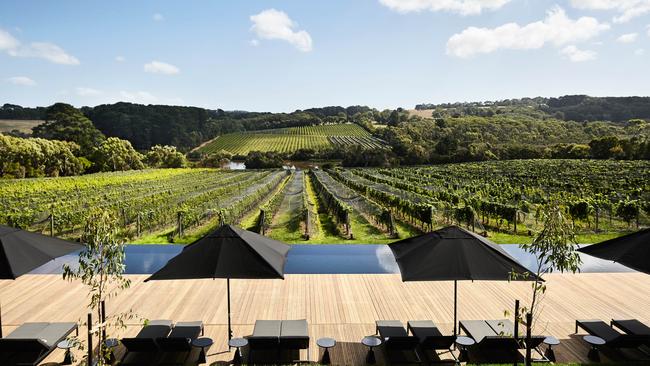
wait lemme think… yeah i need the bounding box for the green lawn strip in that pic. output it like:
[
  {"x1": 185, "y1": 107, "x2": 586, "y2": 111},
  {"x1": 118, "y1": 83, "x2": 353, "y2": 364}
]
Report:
[{"x1": 489, "y1": 230, "x2": 632, "y2": 244}]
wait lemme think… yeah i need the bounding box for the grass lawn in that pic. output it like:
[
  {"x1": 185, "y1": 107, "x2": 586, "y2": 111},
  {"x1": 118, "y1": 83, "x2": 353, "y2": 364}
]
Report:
[{"x1": 488, "y1": 230, "x2": 630, "y2": 245}]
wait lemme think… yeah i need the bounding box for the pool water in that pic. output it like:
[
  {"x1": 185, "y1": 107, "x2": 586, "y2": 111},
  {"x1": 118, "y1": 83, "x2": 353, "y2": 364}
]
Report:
[{"x1": 30, "y1": 244, "x2": 633, "y2": 275}]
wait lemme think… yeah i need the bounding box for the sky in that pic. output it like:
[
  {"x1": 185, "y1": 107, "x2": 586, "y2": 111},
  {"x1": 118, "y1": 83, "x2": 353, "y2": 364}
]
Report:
[{"x1": 1, "y1": 0, "x2": 649, "y2": 112}]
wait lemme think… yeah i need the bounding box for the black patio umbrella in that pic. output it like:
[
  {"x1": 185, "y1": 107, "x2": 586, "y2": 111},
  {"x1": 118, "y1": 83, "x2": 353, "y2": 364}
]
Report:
[
  {"x1": 145, "y1": 224, "x2": 291, "y2": 340},
  {"x1": 0, "y1": 225, "x2": 84, "y2": 337},
  {"x1": 578, "y1": 228, "x2": 650, "y2": 274},
  {"x1": 388, "y1": 225, "x2": 540, "y2": 335}
]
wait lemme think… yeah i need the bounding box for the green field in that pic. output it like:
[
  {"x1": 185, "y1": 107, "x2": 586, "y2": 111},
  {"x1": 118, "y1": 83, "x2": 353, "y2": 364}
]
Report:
[
  {"x1": 196, "y1": 123, "x2": 385, "y2": 155},
  {"x1": 0, "y1": 160, "x2": 647, "y2": 245},
  {"x1": 0, "y1": 119, "x2": 43, "y2": 133}
]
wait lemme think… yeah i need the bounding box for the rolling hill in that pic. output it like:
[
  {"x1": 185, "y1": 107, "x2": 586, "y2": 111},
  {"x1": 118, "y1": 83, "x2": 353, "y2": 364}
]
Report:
[{"x1": 194, "y1": 123, "x2": 386, "y2": 155}]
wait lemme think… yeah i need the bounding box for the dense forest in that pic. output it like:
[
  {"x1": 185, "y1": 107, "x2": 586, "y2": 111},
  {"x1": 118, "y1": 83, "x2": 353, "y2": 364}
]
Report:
[{"x1": 415, "y1": 95, "x2": 650, "y2": 122}]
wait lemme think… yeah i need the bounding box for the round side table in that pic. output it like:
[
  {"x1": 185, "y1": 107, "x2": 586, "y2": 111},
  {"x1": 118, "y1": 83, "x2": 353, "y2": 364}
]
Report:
[
  {"x1": 317, "y1": 337, "x2": 336, "y2": 365},
  {"x1": 455, "y1": 336, "x2": 475, "y2": 362},
  {"x1": 362, "y1": 336, "x2": 382, "y2": 365},
  {"x1": 543, "y1": 336, "x2": 560, "y2": 362},
  {"x1": 57, "y1": 339, "x2": 74, "y2": 365},
  {"x1": 192, "y1": 337, "x2": 214, "y2": 364},
  {"x1": 104, "y1": 338, "x2": 119, "y2": 363},
  {"x1": 583, "y1": 335, "x2": 605, "y2": 362},
  {"x1": 228, "y1": 337, "x2": 248, "y2": 365}
]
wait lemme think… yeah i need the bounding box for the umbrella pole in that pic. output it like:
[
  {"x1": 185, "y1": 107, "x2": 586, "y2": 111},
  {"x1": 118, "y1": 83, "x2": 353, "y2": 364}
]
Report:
[
  {"x1": 227, "y1": 278, "x2": 232, "y2": 341},
  {"x1": 453, "y1": 280, "x2": 458, "y2": 336},
  {"x1": 0, "y1": 301, "x2": 3, "y2": 338}
]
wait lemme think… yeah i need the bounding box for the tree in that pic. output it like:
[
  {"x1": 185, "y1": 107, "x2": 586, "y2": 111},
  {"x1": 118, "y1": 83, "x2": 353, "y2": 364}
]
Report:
[
  {"x1": 90, "y1": 137, "x2": 145, "y2": 172},
  {"x1": 63, "y1": 210, "x2": 136, "y2": 365},
  {"x1": 32, "y1": 103, "x2": 105, "y2": 155},
  {"x1": 144, "y1": 145, "x2": 188, "y2": 168},
  {"x1": 0, "y1": 133, "x2": 84, "y2": 178},
  {"x1": 244, "y1": 151, "x2": 284, "y2": 169},
  {"x1": 515, "y1": 200, "x2": 581, "y2": 365},
  {"x1": 616, "y1": 200, "x2": 640, "y2": 227},
  {"x1": 589, "y1": 136, "x2": 621, "y2": 159},
  {"x1": 198, "y1": 150, "x2": 233, "y2": 168}
]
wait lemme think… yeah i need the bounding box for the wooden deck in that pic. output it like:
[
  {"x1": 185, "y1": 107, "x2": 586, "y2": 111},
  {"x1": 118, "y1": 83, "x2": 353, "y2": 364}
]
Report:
[{"x1": 1, "y1": 273, "x2": 649, "y2": 365}]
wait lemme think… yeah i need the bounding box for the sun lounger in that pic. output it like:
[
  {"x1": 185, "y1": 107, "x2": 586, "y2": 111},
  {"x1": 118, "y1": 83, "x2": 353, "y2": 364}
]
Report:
[
  {"x1": 156, "y1": 321, "x2": 204, "y2": 365},
  {"x1": 459, "y1": 320, "x2": 520, "y2": 362},
  {"x1": 576, "y1": 319, "x2": 650, "y2": 350},
  {"x1": 611, "y1": 319, "x2": 650, "y2": 336},
  {"x1": 121, "y1": 319, "x2": 173, "y2": 353},
  {"x1": 485, "y1": 319, "x2": 546, "y2": 349},
  {"x1": 280, "y1": 319, "x2": 310, "y2": 361},
  {"x1": 0, "y1": 322, "x2": 78, "y2": 366},
  {"x1": 407, "y1": 320, "x2": 456, "y2": 363},
  {"x1": 248, "y1": 320, "x2": 282, "y2": 350},
  {"x1": 376, "y1": 320, "x2": 421, "y2": 363},
  {"x1": 157, "y1": 321, "x2": 204, "y2": 351}
]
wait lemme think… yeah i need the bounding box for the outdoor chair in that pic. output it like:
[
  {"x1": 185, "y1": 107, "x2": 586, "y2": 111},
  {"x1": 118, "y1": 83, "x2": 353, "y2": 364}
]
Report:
[
  {"x1": 248, "y1": 320, "x2": 282, "y2": 364},
  {"x1": 375, "y1": 320, "x2": 421, "y2": 364},
  {"x1": 576, "y1": 319, "x2": 650, "y2": 350},
  {"x1": 611, "y1": 319, "x2": 650, "y2": 337},
  {"x1": 459, "y1": 320, "x2": 521, "y2": 362},
  {"x1": 156, "y1": 321, "x2": 204, "y2": 364},
  {"x1": 120, "y1": 319, "x2": 173, "y2": 365},
  {"x1": 407, "y1": 320, "x2": 456, "y2": 363},
  {"x1": 0, "y1": 322, "x2": 78, "y2": 366},
  {"x1": 280, "y1": 319, "x2": 310, "y2": 362}
]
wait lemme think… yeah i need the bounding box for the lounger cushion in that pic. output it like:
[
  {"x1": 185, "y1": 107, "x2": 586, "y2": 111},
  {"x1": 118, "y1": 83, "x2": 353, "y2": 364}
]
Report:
[
  {"x1": 168, "y1": 321, "x2": 203, "y2": 339},
  {"x1": 253, "y1": 320, "x2": 282, "y2": 338},
  {"x1": 407, "y1": 320, "x2": 456, "y2": 350},
  {"x1": 281, "y1": 320, "x2": 308, "y2": 338},
  {"x1": 377, "y1": 320, "x2": 408, "y2": 338},
  {"x1": 613, "y1": 319, "x2": 650, "y2": 336},
  {"x1": 408, "y1": 321, "x2": 443, "y2": 338},
  {"x1": 577, "y1": 320, "x2": 621, "y2": 342},
  {"x1": 486, "y1": 319, "x2": 516, "y2": 337},
  {"x1": 122, "y1": 320, "x2": 173, "y2": 352},
  {"x1": 460, "y1": 320, "x2": 497, "y2": 343},
  {"x1": 5, "y1": 322, "x2": 77, "y2": 348}
]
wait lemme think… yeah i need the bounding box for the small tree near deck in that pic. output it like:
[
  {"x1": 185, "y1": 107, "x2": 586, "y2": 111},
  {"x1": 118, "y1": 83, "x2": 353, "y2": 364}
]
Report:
[
  {"x1": 515, "y1": 199, "x2": 582, "y2": 365},
  {"x1": 63, "y1": 210, "x2": 135, "y2": 365}
]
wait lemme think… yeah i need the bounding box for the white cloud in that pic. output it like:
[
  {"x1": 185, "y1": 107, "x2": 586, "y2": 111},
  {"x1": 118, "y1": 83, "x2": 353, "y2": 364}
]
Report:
[
  {"x1": 120, "y1": 90, "x2": 159, "y2": 104},
  {"x1": 8, "y1": 42, "x2": 80, "y2": 65},
  {"x1": 7, "y1": 76, "x2": 36, "y2": 86},
  {"x1": 570, "y1": 0, "x2": 650, "y2": 23},
  {"x1": 250, "y1": 9, "x2": 313, "y2": 52},
  {"x1": 446, "y1": 7, "x2": 609, "y2": 58},
  {"x1": 153, "y1": 13, "x2": 165, "y2": 21},
  {"x1": 616, "y1": 32, "x2": 638, "y2": 43},
  {"x1": 560, "y1": 45, "x2": 597, "y2": 62},
  {"x1": 0, "y1": 28, "x2": 20, "y2": 50},
  {"x1": 378, "y1": 0, "x2": 511, "y2": 15},
  {"x1": 144, "y1": 60, "x2": 180, "y2": 75},
  {"x1": 0, "y1": 28, "x2": 79, "y2": 65},
  {"x1": 76, "y1": 87, "x2": 102, "y2": 96},
  {"x1": 634, "y1": 48, "x2": 645, "y2": 55},
  {"x1": 115, "y1": 55, "x2": 126, "y2": 62}
]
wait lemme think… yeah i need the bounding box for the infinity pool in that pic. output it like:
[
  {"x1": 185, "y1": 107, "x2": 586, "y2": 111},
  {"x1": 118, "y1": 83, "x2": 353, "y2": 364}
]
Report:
[{"x1": 30, "y1": 244, "x2": 633, "y2": 275}]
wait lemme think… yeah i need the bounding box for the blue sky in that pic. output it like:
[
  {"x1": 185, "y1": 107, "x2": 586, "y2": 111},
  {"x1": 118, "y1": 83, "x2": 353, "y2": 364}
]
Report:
[{"x1": 1, "y1": 0, "x2": 649, "y2": 112}]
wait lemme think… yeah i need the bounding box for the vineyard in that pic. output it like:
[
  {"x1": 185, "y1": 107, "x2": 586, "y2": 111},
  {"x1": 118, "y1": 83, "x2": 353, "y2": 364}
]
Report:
[
  {"x1": 0, "y1": 159, "x2": 648, "y2": 244},
  {"x1": 195, "y1": 123, "x2": 386, "y2": 155}
]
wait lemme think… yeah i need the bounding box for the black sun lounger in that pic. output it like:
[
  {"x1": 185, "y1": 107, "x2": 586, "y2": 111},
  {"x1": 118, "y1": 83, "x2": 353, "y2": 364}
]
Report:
[
  {"x1": 576, "y1": 320, "x2": 650, "y2": 350},
  {"x1": 156, "y1": 321, "x2": 204, "y2": 351},
  {"x1": 459, "y1": 320, "x2": 520, "y2": 362},
  {"x1": 248, "y1": 320, "x2": 282, "y2": 364},
  {"x1": 122, "y1": 320, "x2": 174, "y2": 353},
  {"x1": 407, "y1": 320, "x2": 456, "y2": 363},
  {"x1": 611, "y1": 319, "x2": 650, "y2": 337},
  {"x1": 376, "y1": 320, "x2": 421, "y2": 363},
  {"x1": 486, "y1": 319, "x2": 546, "y2": 349},
  {"x1": 0, "y1": 322, "x2": 78, "y2": 366},
  {"x1": 280, "y1": 319, "x2": 310, "y2": 362}
]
